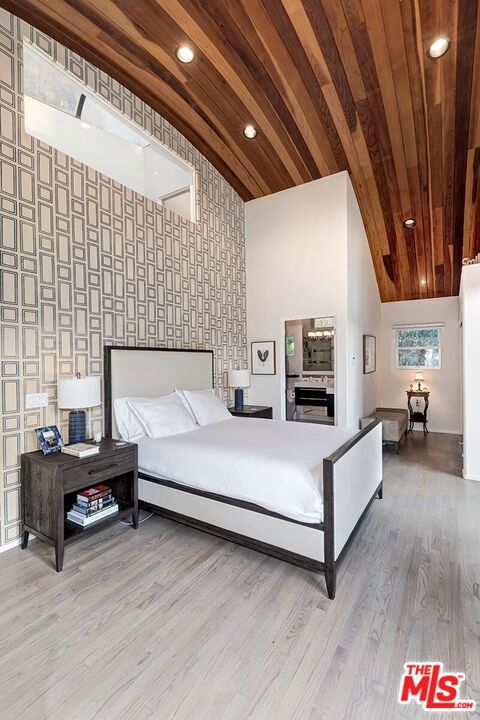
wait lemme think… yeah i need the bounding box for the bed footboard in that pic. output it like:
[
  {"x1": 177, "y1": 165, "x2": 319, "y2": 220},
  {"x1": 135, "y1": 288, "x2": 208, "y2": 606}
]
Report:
[{"x1": 323, "y1": 419, "x2": 383, "y2": 599}]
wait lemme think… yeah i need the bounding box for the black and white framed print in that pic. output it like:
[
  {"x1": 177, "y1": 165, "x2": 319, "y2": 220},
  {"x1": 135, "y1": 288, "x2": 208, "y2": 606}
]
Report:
[
  {"x1": 363, "y1": 335, "x2": 376, "y2": 374},
  {"x1": 251, "y1": 341, "x2": 276, "y2": 375}
]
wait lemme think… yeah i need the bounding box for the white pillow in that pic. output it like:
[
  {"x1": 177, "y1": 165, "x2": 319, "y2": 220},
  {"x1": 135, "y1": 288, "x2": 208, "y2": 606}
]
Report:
[
  {"x1": 113, "y1": 397, "x2": 147, "y2": 442},
  {"x1": 180, "y1": 389, "x2": 231, "y2": 426},
  {"x1": 128, "y1": 393, "x2": 198, "y2": 439},
  {"x1": 174, "y1": 389, "x2": 198, "y2": 422}
]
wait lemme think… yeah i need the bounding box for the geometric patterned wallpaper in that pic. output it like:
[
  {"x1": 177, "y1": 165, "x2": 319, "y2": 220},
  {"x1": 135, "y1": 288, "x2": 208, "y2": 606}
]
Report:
[{"x1": 0, "y1": 10, "x2": 246, "y2": 547}]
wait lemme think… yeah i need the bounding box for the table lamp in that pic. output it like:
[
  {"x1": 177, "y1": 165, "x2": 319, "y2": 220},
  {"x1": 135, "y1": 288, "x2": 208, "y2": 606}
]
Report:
[
  {"x1": 228, "y1": 369, "x2": 250, "y2": 411},
  {"x1": 415, "y1": 372, "x2": 424, "y2": 391},
  {"x1": 57, "y1": 373, "x2": 101, "y2": 443}
]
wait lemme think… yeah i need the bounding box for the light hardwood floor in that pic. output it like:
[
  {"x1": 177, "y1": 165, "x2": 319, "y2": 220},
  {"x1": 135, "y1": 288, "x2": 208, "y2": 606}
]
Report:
[{"x1": 1, "y1": 432, "x2": 479, "y2": 720}]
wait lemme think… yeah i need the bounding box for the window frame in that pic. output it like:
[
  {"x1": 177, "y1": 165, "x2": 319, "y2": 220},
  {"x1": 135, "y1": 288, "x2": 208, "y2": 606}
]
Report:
[
  {"x1": 23, "y1": 41, "x2": 197, "y2": 224},
  {"x1": 394, "y1": 325, "x2": 442, "y2": 370}
]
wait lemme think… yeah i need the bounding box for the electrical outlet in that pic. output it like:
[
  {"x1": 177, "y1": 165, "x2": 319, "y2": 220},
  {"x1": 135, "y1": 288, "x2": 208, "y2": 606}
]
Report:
[{"x1": 25, "y1": 393, "x2": 48, "y2": 409}]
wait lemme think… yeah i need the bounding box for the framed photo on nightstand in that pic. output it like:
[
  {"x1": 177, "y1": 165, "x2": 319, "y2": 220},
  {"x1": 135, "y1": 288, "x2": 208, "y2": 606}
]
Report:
[
  {"x1": 251, "y1": 341, "x2": 276, "y2": 375},
  {"x1": 35, "y1": 425, "x2": 64, "y2": 455}
]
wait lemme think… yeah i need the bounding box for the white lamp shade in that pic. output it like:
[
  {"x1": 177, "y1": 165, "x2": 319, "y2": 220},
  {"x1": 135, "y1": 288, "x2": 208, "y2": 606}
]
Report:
[
  {"x1": 415, "y1": 372, "x2": 424, "y2": 381},
  {"x1": 57, "y1": 375, "x2": 101, "y2": 409},
  {"x1": 227, "y1": 369, "x2": 250, "y2": 388}
]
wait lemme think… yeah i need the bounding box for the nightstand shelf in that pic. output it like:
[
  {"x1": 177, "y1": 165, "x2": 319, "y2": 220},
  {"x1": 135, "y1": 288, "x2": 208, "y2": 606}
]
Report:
[
  {"x1": 21, "y1": 438, "x2": 138, "y2": 571},
  {"x1": 64, "y1": 500, "x2": 134, "y2": 543}
]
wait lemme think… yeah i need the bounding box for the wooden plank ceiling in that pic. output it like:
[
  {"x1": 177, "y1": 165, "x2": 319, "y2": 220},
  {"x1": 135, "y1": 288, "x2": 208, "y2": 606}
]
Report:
[{"x1": 2, "y1": 0, "x2": 479, "y2": 301}]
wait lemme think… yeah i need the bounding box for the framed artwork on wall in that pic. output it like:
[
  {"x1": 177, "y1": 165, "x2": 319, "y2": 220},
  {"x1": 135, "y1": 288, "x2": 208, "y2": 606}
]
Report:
[
  {"x1": 363, "y1": 335, "x2": 376, "y2": 374},
  {"x1": 251, "y1": 341, "x2": 276, "y2": 375}
]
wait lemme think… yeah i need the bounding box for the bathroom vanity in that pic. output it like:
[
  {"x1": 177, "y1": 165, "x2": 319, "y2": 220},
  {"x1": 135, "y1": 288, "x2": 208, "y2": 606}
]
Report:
[{"x1": 294, "y1": 379, "x2": 335, "y2": 422}]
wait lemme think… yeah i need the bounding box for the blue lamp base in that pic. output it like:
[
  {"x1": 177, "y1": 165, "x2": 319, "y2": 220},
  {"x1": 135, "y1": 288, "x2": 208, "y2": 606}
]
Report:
[
  {"x1": 68, "y1": 410, "x2": 86, "y2": 443},
  {"x1": 234, "y1": 388, "x2": 244, "y2": 411}
]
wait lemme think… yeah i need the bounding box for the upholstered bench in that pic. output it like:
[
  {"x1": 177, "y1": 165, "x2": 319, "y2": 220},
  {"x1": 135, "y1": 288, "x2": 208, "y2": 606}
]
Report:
[{"x1": 360, "y1": 407, "x2": 408, "y2": 454}]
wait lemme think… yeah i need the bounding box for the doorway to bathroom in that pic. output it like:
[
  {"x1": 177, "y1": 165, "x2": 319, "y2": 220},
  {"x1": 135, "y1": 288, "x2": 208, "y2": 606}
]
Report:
[{"x1": 284, "y1": 317, "x2": 336, "y2": 425}]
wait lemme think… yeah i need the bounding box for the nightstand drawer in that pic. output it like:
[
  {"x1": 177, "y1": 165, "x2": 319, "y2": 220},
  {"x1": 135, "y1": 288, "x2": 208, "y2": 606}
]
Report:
[{"x1": 63, "y1": 452, "x2": 134, "y2": 492}]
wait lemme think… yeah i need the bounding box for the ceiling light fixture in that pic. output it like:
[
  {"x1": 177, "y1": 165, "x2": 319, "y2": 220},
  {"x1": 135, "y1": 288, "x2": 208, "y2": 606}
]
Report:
[
  {"x1": 243, "y1": 124, "x2": 257, "y2": 139},
  {"x1": 427, "y1": 37, "x2": 450, "y2": 59},
  {"x1": 176, "y1": 45, "x2": 194, "y2": 63},
  {"x1": 80, "y1": 121, "x2": 90, "y2": 130},
  {"x1": 403, "y1": 218, "x2": 416, "y2": 229}
]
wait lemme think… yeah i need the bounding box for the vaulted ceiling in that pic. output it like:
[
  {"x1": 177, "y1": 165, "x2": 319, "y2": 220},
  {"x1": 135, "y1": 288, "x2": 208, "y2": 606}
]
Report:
[{"x1": 3, "y1": 0, "x2": 479, "y2": 301}]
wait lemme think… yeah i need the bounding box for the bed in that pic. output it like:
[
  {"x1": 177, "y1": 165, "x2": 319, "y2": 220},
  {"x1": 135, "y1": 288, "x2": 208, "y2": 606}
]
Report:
[{"x1": 104, "y1": 346, "x2": 383, "y2": 599}]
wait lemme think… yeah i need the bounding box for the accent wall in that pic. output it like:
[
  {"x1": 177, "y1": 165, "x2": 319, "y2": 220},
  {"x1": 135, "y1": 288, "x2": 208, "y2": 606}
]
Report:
[{"x1": 0, "y1": 11, "x2": 246, "y2": 548}]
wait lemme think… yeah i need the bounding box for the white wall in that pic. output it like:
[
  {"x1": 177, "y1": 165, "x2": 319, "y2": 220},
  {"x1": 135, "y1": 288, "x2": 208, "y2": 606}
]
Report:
[
  {"x1": 346, "y1": 180, "x2": 381, "y2": 426},
  {"x1": 246, "y1": 173, "x2": 348, "y2": 423},
  {"x1": 380, "y1": 297, "x2": 461, "y2": 434},
  {"x1": 460, "y1": 265, "x2": 480, "y2": 480},
  {"x1": 245, "y1": 171, "x2": 380, "y2": 427}
]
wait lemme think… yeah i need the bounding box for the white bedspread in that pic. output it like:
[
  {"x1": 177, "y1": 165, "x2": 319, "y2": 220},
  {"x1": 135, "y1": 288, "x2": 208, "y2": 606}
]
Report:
[{"x1": 137, "y1": 418, "x2": 356, "y2": 524}]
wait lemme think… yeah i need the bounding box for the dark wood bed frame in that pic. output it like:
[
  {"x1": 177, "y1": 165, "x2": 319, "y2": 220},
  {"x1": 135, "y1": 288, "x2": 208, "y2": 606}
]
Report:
[{"x1": 104, "y1": 345, "x2": 383, "y2": 599}]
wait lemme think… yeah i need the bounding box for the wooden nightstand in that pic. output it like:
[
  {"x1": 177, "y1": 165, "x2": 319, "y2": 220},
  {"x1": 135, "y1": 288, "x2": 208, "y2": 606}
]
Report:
[
  {"x1": 21, "y1": 438, "x2": 138, "y2": 571},
  {"x1": 228, "y1": 405, "x2": 273, "y2": 419}
]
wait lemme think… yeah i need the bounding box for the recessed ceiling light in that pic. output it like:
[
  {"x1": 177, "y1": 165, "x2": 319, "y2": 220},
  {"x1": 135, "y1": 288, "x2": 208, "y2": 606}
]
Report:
[
  {"x1": 427, "y1": 37, "x2": 450, "y2": 59},
  {"x1": 403, "y1": 218, "x2": 416, "y2": 229},
  {"x1": 80, "y1": 121, "x2": 90, "y2": 130},
  {"x1": 243, "y1": 125, "x2": 257, "y2": 139},
  {"x1": 176, "y1": 45, "x2": 194, "y2": 63}
]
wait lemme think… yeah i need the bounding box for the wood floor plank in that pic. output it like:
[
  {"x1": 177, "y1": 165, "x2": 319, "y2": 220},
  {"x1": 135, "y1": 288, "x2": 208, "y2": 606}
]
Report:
[{"x1": 0, "y1": 433, "x2": 479, "y2": 720}]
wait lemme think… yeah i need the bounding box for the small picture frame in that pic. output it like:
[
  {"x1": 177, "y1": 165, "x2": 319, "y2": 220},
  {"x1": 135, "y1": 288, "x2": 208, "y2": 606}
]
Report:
[
  {"x1": 251, "y1": 341, "x2": 276, "y2": 375},
  {"x1": 363, "y1": 334, "x2": 376, "y2": 374},
  {"x1": 35, "y1": 425, "x2": 64, "y2": 455}
]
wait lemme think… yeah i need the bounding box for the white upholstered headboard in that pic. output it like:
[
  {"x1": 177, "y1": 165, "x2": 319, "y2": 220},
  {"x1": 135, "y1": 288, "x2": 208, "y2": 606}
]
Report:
[{"x1": 104, "y1": 346, "x2": 214, "y2": 439}]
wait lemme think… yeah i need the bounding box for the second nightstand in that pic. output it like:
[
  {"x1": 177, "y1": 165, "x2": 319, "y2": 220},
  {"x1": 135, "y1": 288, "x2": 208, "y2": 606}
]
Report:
[
  {"x1": 228, "y1": 405, "x2": 273, "y2": 419},
  {"x1": 21, "y1": 438, "x2": 138, "y2": 572}
]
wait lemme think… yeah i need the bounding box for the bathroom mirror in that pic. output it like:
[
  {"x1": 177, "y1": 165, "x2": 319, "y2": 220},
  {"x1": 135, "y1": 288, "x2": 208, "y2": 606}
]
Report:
[{"x1": 302, "y1": 318, "x2": 335, "y2": 373}]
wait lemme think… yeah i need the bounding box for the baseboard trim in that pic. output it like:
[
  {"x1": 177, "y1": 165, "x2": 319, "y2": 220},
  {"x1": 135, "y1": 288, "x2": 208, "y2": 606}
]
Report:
[
  {"x1": 463, "y1": 472, "x2": 480, "y2": 482},
  {"x1": 409, "y1": 428, "x2": 462, "y2": 436},
  {"x1": 0, "y1": 537, "x2": 22, "y2": 553},
  {"x1": 0, "y1": 534, "x2": 36, "y2": 554}
]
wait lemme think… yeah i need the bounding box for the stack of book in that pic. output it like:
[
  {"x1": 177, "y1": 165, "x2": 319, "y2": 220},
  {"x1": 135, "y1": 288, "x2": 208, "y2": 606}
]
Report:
[
  {"x1": 61, "y1": 443, "x2": 100, "y2": 458},
  {"x1": 67, "y1": 484, "x2": 118, "y2": 527}
]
